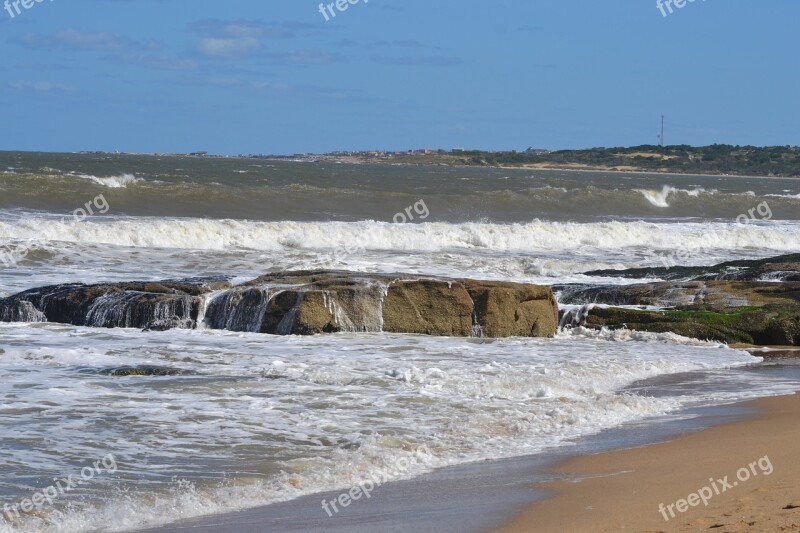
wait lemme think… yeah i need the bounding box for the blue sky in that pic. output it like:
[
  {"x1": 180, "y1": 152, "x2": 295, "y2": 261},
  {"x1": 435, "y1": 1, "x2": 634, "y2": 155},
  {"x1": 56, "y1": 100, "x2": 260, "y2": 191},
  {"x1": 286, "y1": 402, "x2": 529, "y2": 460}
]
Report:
[{"x1": 1, "y1": 0, "x2": 797, "y2": 154}]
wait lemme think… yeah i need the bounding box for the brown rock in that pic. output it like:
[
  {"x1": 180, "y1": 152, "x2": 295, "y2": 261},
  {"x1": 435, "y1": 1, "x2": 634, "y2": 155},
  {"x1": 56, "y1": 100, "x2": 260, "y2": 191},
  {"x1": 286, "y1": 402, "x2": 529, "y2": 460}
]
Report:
[
  {"x1": 465, "y1": 281, "x2": 558, "y2": 337},
  {"x1": 382, "y1": 279, "x2": 475, "y2": 336},
  {"x1": 1, "y1": 271, "x2": 559, "y2": 339},
  {"x1": 292, "y1": 291, "x2": 337, "y2": 335},
  {"x1": 261, "y1": 290, "x2": 331, "y2": 334}
]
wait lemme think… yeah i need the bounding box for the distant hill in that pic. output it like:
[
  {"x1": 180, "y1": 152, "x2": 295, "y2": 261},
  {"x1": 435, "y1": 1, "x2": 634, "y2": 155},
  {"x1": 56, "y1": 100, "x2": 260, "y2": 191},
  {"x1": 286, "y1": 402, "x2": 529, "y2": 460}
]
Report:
[{"x1": 368, "y1": 145, "x2": 800, "y2": 177}]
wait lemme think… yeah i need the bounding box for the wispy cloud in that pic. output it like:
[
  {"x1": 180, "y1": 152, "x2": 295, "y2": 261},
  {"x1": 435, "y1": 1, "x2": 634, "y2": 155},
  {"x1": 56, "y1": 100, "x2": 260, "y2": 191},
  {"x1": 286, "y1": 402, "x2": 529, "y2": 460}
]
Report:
[
  {"x1": 260, "y1": 49, "x2": 344, "y2": 66},
  {"x1": 110, "y1": 54, "x2": 199, "y2": 71},
  {"x1": 248, "y1": 81, "x2": 349, "y2": 100},
  {"x1": 373, "y1": 55, "x2": 462, "y2": 66},
  {"x1": 12, "y1": 29, "x2": 162, "y2": 52},
  {"x1": 197, "y1": 36, "x2": 262, "y2": 59},
  {"x1": 9, "y1": 80, "x2": 74, "y2": 93},
  {"x1": 374, "y1": 40, "x2": 437, "y2": 50},
  {"x1": 189, "y1": 19, "x2": 324, "y2": 60}
]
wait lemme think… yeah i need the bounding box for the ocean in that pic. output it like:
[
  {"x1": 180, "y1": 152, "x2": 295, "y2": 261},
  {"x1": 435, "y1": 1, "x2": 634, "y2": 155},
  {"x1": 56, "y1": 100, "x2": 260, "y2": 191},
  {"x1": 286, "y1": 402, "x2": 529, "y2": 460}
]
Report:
[{"x1": 1, "y1": 151, "x2": 799, "y2": 532}]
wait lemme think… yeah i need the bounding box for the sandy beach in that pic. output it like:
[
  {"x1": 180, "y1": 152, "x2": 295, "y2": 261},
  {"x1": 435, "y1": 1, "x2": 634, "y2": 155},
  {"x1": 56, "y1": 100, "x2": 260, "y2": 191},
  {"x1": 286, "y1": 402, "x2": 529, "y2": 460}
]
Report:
[
  {"x1": 498, "y1": 393, "x2": 800, "y2": 532},
  {"x1": 135, "y1": 368, "x2": 800, "y2": 533}
]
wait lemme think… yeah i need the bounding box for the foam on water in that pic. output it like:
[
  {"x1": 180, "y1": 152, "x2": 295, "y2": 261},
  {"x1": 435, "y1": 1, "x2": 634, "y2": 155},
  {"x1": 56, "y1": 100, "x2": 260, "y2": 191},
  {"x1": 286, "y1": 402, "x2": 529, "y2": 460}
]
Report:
[
  {"x1": 637, "y1": 185, "x2": 678, "y2": 207},
  {"x1": 766, "y1": 192, "x2": 800, "y2": 199},
  {"x1": 0, "y1": 323, "x2": 784, "y2": 532},
  {"x1": 0, "y1": 217, "x2": 797, "y2": 297},
  {"x1": 635, "y1": 185, "x2": 727, "y2": 207},
  {"x1": 1, "y1": 156, "x2": 799, "y2": 531},
  {"x1": 72, "y1": 173, "x2": 144, "y2": 189},
  {"x1": 2, "y1": 155, "x2": 799, "y2": 222},
  {"x1": 1, "y1": 217, "x2": 797, "y2": 255}
]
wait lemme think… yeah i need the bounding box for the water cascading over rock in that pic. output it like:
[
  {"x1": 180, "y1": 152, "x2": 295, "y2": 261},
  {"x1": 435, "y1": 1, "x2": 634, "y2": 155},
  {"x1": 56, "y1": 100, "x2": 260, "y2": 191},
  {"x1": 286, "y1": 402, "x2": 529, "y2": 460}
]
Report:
[
  {"x1": 0, "y1": 271, "x2": 560, "y2": 338},
  {"x1": 0, "y1": 280, "x2": 229, "y2": 331}
]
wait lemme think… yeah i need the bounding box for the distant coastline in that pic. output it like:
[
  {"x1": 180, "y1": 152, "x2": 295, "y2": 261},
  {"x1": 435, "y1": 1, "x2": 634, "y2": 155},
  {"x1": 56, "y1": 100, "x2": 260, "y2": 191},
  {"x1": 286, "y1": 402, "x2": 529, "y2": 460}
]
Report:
[
  {"x1": 315, "y1": 145, "x2": 800, "y2": 178},
  {"x1": 317, "y1": 157, "x2": 800, "y2": 180},
  {"x1": 4, "y1": 145, "x2": 799, "y2": 178},
  {"x1": 59, "y1": 144, "x2": 800, "y2": 178}
]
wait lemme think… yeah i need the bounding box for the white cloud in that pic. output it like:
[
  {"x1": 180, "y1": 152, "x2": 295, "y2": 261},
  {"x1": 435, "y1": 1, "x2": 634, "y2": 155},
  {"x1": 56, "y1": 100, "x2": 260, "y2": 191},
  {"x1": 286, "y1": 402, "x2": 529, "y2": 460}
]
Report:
[{"x1": 197, "y1": 36, "x2": 261, "y2": 59}]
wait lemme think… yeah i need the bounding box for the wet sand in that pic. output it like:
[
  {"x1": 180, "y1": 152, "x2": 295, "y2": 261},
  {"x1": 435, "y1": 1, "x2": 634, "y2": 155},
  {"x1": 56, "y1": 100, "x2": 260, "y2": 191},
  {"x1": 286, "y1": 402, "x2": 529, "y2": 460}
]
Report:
[
  {"x1": 141, "y1": 400, "x2": 762, "y2": 533},
  {"x1": 498, "y1": 394, "x2": 800, "y2": 532}
]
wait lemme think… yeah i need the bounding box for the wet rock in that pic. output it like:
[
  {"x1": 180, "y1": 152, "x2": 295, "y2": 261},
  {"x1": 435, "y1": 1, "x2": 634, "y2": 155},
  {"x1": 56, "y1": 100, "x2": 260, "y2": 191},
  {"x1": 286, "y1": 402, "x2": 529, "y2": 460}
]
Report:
[
  {"x1": 0, "y1": 299, "x2": 46, "y2": 322},
  {"x1": 243, "y1": 271, "x2": 558, "y2": 337},
  {"x1": 0, "y1": 279, "x2": 229, "y2": 330},
  {"x1": 0, "y1": 271, "x2": 558, "y2": 339},
  {"x1": 87, "y1": 292, "x2": 200, "y2": 329},
  {"x1": 464, "y1": 281, "x2": 558, "y2": 338},
  {"x1": 557, "y1": 281, "x2": 800, "y2": 311},
  {"x1": 560, "y1": 254, "x2": 800, "y2": 345},
  {"x1": 103, "y1": 366, "x2": 183, "y2": 377},
  {"x1": 562, "y1": 304, "x2": 800, "y2": 345},
  {"x1": 382, "y1": 279, "x2": 475, "y2": 336},
  {"x1": 203, "y1": 287, "x2": 275, "y2": 332},
  {"x1": 573, "y1": 306, "x2": 765, "y2": 344},
  {"x1": 143, "y1": 317, "x2": 196, "y2": 332},
  {"x1": 584, "y1": 253, "x2": 800, "y2": 282},
  {"x1": 260, "y1": 290, "x2": 341, "y2": 335}
]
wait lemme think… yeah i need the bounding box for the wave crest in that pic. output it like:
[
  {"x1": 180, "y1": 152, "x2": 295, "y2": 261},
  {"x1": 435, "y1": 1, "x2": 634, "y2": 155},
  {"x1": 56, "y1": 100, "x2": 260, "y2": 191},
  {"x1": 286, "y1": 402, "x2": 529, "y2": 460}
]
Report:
[
  {"x1": 73, "y1": 173, "x2": 144, "y2": 188},
  {"x1": 0, "y1": 218, "x2": 798, "y2": 255}
]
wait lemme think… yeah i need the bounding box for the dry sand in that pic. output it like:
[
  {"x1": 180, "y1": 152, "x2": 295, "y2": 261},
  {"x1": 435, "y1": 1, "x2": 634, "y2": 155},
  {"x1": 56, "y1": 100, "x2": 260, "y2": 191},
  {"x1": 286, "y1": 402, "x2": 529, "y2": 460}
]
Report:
[{"x1": 497, "y1": 394, "x2": 800, "y2": 532}]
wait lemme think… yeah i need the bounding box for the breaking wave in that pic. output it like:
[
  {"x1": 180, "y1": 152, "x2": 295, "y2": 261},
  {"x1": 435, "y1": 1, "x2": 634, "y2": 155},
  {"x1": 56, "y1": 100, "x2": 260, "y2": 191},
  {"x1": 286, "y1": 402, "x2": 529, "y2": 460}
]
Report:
[
  {"x1": 0, "y1": 217, "x2": 798, "y2": 254},
  {"x1": 71, "y1": 173, "x2": 144, "y2": 188}
]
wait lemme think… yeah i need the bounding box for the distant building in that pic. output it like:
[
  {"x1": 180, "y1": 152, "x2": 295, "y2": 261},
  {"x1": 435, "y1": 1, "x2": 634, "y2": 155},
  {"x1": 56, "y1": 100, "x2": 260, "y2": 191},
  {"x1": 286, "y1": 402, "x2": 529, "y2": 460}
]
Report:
[{"x1": 525, "y1": 148, "x2": 551, "y2": 155}]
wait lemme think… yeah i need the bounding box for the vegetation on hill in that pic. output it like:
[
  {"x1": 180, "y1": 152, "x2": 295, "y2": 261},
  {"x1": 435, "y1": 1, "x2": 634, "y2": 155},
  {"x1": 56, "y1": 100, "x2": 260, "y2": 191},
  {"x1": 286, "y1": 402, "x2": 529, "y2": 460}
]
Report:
[{"x1": 379, "y1": 145, "x2": 800, "y2": 177}]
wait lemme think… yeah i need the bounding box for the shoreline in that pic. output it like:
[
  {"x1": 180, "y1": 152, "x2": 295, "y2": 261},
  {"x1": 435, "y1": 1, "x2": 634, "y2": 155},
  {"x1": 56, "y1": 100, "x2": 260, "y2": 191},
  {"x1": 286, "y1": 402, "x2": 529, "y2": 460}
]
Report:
[
  {"x1": 4, "y1": 149, "x2": 798, "y2": 179},
  {"x1": 362, "y1": 161, "x2": 799, "y2": 180},
  {"x1": 737, "y1": 345, "x2": 800, "y2": 360},
  {"x1": 134, "y1": 361, "x2": 800, "y2": 533},
  {"x1": 266, "y1": 157, "x2": 800, "y2": 180},
  {"x1": 498, "y1": 393, "x2": 800, "y2": 532}
]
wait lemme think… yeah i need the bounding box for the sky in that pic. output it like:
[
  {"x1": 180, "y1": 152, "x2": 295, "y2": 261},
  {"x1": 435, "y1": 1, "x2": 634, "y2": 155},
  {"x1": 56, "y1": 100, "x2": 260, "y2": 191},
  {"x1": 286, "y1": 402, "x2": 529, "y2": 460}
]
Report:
[{"x1": 0, "y1": 0, "x2": 797, "y2": 154}]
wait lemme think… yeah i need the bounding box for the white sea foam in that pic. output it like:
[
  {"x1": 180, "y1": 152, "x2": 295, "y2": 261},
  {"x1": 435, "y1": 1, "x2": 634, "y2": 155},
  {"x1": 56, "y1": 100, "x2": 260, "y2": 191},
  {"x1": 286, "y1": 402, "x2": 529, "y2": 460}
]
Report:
[
  {"x1": 2, "y1": 159, "x2": 799, "y2": 532},
  {"x1": 0, "y1": 323, "x2": 781, "y2": 532},
  {"x1": 0, "y1": 217, "x2": 798, "y2": 255},
  {"x1": 71, "y1": 173, "x2": 144, "y2": 188},
  {"x1": 0, "y1": 217, "x2": 796, "y2": 295},
  {"x1": 635, "y1": 185, "x2": 723, "y2": 207},
  {"x1": 766, "y1": 192, "x2": 800, "y2": 199}
]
